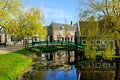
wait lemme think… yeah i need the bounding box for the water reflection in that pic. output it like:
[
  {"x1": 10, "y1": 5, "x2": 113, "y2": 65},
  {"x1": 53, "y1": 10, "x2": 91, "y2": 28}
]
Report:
[
  {"x1": 77, "y1": 61, "x2": 116, "y2": 80},
  {"x1": 21, "y1": 50, "x2": 120, "y2": 80}
]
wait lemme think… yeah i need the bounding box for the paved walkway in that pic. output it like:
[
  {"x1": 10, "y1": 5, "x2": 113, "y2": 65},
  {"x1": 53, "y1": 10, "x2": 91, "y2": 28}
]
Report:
[{"x1": 0, "y1": 45, "x2": 24, "y2": 54}]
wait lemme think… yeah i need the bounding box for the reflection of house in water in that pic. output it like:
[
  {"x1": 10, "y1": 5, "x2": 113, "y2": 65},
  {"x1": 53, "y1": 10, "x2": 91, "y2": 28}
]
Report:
[
  {"x1": 81, "y1": 62, "x2": 116, "y2": 69},
  {"x1": 53, "y1": 51, "x2": 75, "y2": 64},
  {"x1": 79, "y1": 35, "x2": 116, "y2": 55},
  {"x1": 77, "y1": 61, "x2": 116, "y2": 80},
  {"x1": 40, "y1": 51, "x2": 76, "y2": 65}
]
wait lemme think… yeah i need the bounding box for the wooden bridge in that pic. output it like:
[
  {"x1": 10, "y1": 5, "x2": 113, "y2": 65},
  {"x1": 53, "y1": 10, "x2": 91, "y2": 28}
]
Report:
[{"x1": 25, "y1": 41, "x2": 84, "y2": 49}]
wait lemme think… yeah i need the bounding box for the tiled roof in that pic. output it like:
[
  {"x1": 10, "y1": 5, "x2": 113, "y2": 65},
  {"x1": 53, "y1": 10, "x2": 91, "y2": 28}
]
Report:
[{"x1": 49, "y1": 22, "x2": 76, "y2": 31}]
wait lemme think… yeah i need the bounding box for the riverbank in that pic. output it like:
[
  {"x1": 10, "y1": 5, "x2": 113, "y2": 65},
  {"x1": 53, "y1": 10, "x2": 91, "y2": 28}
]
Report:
[{"x1": 0, "y1": 49, "x2": 32, "y2": 80}]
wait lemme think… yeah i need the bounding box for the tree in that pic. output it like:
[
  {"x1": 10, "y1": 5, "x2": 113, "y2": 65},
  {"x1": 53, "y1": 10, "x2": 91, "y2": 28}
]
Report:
[
  {"x1": 79, "y1": 0, "x2": 120, "y2": 39},
  {"x1": 15, "y1": 7, "x2": 47, "y2": 45},
  {"x1": 78, "y1": 0, "x2": 120, "y2": 57},
  {"x1": 0, "y1": 0, "x2": 21, "y2": 33},
  {"x1": 0, "y1": 0, "x2": 47, "y2": 46},
  {"x1": 64, "y1": 22, "x2": 70, "y2": 41}
]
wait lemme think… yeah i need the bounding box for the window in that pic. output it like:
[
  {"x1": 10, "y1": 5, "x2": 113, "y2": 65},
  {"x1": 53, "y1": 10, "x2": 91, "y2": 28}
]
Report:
[
  {"x1": 95, "y1": 62, "x2": 101, "y2": 68},
  {"x1": 109, "y1": 63, "x2": 115, "y2": 68},
  {"x1": 68, "y1": 37, "x2": 70, "y2": 41},
  {"x1": 95, "y1": 40, "x2": 101, "y2": 45},
  {"x1": 109, "y1": 40, "x2": 114, "y2": 44},
  {"x1": 82, "y1": 40, "x2": 86, "y2": 45},
  {"x1": 62, "y1": 37, "x2": 64, "y2": 41},
  {"x1": 65, "y1": 37, "x2": 67, "y2": 41},
  {"x1": 102, "y1": 40, "x2": 108, "y2": 45},
  {"x1": 90, "y1": 40, "x2": 94, "y2": 45},
  {"x1": 60, "y1": 26, "x2": 64, "y2": 30},
  {"x1": 109, "y1": 40, "x2": 115, "y2": 49},
  {"x1": 34, "y1": 36, "x2": 37, "y2": 41},
  {"x1": 71, "y1": 37, "x2": 73, "y2": 41}
]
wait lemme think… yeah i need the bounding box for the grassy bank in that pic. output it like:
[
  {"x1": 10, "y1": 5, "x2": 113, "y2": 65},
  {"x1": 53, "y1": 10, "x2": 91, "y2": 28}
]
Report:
[{"x1": 0, "y1": 49, "x2": 32, "y2": 80}]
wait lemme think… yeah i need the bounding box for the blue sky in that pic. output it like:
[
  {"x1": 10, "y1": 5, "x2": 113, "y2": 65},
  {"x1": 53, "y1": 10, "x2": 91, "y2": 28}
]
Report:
[{"x1": 24, "y1": 0, "x2": 79, "y2": 25}]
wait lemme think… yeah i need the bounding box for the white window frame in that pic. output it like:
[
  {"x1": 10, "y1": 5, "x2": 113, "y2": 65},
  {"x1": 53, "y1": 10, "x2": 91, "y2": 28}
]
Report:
[
  {"x1": 82, "y1": 40, "x2": 86, "y2": 45},
  {"x1": 95, "y1": 62, "x2": 101, "y2": 68},
  {"x1": 102, "y1": 40, "x2": 108, "y2": 45},
  {"x1": 95, "y1": 40, "x2": 101, "y2": 45}
]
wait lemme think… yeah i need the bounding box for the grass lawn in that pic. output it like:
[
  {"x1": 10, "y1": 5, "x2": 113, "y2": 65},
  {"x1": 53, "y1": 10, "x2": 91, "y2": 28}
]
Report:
[{"x1": 0, "y1": 49, "x2": 32, "y2": 80}]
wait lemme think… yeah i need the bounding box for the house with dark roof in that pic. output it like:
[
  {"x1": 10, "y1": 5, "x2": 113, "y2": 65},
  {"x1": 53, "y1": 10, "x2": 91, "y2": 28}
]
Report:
[{"x1": 48, "y1": 22, "x2": 77, "y2": 42}]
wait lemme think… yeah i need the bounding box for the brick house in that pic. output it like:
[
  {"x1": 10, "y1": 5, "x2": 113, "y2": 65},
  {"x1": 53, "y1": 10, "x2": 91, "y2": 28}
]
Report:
[
  {"x1": 0, "y1": 29, "x2": 23, "y2": 45},
  {"x1": 48, "y1": 22, "x2": 77, "y2": 42}
]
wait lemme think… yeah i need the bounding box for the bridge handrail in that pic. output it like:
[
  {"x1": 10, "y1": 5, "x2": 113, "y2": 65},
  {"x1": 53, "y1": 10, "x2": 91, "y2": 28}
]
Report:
[{"x1": 25, "y1": 41, "x2": 84, "y2": 49}]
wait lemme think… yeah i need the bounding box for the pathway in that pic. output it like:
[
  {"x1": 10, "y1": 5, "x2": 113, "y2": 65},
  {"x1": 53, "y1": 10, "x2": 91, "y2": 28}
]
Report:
[{"x1": 0, "y1": 45, "x2": 24, "y2": 54}]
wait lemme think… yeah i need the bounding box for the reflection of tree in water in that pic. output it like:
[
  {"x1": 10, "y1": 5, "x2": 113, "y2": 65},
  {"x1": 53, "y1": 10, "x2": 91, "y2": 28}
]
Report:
[
  {"x1": 22, "y1": 70, "x2": 47, "y2": 80},
  {"x1": 77, "y1": 61, "x2": 116, "y2": 80}
]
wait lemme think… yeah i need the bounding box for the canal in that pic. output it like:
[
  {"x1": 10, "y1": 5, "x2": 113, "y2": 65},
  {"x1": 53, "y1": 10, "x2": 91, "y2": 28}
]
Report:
[{"x1": 20, "y1": 49, "x2": 120, "y2": 80}]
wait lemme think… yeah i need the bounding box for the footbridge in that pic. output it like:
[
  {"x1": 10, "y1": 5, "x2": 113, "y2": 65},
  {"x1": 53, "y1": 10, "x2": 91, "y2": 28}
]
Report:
[{"x1": 25, "y1": 41, "x2": 84, "y2": 49}]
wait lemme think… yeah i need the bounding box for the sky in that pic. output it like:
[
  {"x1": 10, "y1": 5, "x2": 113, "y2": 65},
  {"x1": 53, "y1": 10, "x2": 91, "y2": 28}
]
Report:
[{"x1": 23, "y1": 0, "x2": 79, "y2": 26}]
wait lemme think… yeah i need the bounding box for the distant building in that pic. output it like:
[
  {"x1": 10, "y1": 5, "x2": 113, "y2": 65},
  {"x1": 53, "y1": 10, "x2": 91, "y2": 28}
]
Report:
[
  {"x1": 0, "y1": 28, "x2": 23, "y2": 45},
  {"x1": 48, "y1": 22, "x2": 76, "y2": 42}
]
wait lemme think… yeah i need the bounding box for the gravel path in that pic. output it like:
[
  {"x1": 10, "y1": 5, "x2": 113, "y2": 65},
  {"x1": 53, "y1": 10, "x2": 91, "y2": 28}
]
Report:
[{"x1": 0, "y1": 45, "x2": 24, "y2": 54}]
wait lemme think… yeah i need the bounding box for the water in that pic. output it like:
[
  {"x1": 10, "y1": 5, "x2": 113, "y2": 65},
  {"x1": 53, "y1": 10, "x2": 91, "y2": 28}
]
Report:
[{"x1": 21, "y1": 49, "x2": 120, "y2": 80}]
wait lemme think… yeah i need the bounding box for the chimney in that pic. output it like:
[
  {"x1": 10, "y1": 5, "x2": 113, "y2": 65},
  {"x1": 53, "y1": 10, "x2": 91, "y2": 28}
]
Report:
[{"x1": 70, "y1": 21, "x2": 72, "y2": 26}]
